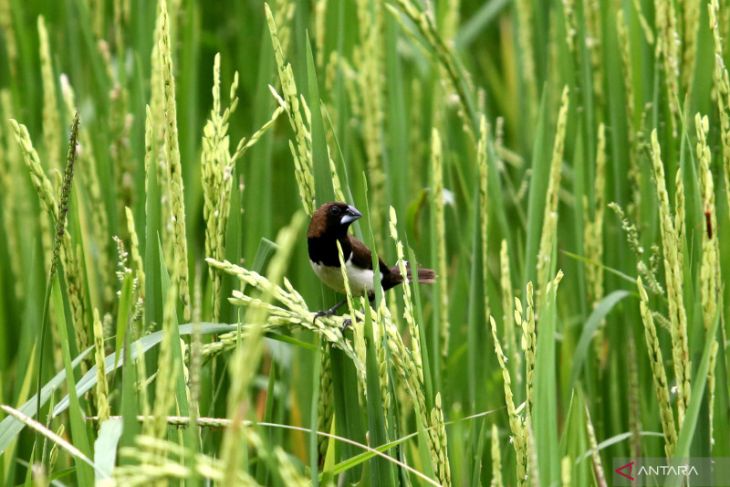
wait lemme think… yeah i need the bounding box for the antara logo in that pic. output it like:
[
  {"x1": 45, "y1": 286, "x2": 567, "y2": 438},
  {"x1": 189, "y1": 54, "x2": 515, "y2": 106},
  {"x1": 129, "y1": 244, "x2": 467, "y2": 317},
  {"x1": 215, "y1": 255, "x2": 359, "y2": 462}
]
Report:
[
  {"x1": 615, "y1": 461, "x2": 635, "y2": 481},
  {"x1": 637, "y1": 465, "x2": 699, "y2": 476},
  {"x1": 615, "y1": 460, "x2": 700, "y2": 481}
]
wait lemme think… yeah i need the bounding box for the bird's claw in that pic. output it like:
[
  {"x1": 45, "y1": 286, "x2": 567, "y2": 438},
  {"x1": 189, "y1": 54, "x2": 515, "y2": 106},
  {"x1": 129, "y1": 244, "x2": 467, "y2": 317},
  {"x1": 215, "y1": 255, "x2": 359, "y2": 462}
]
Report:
[
  {"x1": 312, "y1": 309, "x2": 332, "y2": 326},
  {"x1": 340, "y1": 319, "x2": 352, "y2": 333},
  {"x1": 312, "y1": 299, "x2": 347, "y2": 326}
]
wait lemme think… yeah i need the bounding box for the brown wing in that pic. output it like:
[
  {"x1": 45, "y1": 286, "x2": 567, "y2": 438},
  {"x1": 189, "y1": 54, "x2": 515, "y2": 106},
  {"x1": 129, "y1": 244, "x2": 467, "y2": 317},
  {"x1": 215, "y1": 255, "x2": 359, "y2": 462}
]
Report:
[{"x1": 347, "y1": 235, "x2": 390, "y2": 275}]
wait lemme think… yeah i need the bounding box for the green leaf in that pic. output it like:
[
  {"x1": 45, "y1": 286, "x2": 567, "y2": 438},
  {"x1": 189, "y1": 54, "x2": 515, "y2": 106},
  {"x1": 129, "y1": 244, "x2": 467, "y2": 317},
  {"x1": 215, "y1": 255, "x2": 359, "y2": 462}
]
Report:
[
  {"x1": 363, "y1": 306, "x2": 395, "y2": 485},
  {"x1": 0, "y1": 348, "x2": 92, "y2": 454},
  {"x1": 665, "y1": 311, "x2": 721, "y2": 487},
  {"x1": 533, "y1": 276, "x2": 560, "y2": 486},
  {"x1": 93, "y1": 418, "x2": 123, "y2": 479},
  {"x1": 51, "y1": 276, "x2": 93, "y2": 485},
  {"x1": 568, "y1": 290, "x2": 630, "y2": 389},
  {"x1": 52, "y1": 323, "x2": 237, "y2": 417}
]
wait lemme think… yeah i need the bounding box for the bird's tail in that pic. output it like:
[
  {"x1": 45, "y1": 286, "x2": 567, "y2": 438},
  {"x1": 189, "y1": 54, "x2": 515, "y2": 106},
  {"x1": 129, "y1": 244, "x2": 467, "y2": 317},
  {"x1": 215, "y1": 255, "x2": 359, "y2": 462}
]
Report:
[
  {"x1": 414, "y1": 267, "x2": 436, "y2": 284},
  {"x1": 389, "y1": 262, "x2": 436, "y2": 285}
]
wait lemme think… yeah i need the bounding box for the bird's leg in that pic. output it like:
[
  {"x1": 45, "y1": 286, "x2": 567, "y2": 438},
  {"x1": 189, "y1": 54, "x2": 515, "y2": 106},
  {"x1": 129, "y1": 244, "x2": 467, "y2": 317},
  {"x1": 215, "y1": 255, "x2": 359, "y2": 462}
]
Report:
[
  {"x1": 312, "y1": 298, "x2": 347, "y2": 325},
  {"x1": 341, "y1": 292, "x2": 376, "y2": 332}
]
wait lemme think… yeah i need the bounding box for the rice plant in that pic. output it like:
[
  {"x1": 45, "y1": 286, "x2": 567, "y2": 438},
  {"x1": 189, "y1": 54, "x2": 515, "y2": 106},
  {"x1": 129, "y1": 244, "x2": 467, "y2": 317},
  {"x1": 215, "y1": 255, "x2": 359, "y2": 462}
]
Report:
[{"x1": 0, "y1": 0, "x2": 728, "y2": 485}]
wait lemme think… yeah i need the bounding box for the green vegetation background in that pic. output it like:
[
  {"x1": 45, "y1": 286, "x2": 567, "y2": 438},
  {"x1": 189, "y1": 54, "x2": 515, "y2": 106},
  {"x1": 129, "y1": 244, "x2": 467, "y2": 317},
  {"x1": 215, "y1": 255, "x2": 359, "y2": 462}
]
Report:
[{"x1": 0, "y1": 0, "x2": 728, "y2": 485}]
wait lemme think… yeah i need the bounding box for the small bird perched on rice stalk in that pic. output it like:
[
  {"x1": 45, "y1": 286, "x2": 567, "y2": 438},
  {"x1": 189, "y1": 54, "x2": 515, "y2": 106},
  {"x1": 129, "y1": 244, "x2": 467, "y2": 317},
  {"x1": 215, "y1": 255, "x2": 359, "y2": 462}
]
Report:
[{"x1": 307, "y1": 201, "x2": 435, "y2": 323}]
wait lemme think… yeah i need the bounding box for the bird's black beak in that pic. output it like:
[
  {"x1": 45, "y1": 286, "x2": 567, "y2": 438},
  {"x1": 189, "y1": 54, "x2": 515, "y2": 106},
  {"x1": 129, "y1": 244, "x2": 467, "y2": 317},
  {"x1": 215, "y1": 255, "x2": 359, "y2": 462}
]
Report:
[{"x1": 340, "y1": 205, "x2": 362, "y2": 225}]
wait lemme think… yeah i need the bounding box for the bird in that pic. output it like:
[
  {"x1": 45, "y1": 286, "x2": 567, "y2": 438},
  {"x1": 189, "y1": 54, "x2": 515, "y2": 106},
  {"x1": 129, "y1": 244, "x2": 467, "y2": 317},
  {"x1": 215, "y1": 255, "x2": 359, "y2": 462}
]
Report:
[{"x1": 307, "y1": 201, "x2": 435, "y2": 321}]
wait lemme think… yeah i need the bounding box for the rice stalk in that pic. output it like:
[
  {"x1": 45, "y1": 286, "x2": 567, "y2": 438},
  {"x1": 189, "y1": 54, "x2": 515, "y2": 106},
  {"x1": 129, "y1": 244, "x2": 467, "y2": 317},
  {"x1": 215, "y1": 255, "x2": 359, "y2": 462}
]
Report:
[
  {"x1": 271, "y1": 0, "x2": 296, "y2": 54},
  {"x1": 708, "y1": 340, "x2": 719, "y2": 449},
  {"x1": 115, "y1": 435, "x2": 257, "y2": 485},
  {"x1": 149, "y1": 4, "x2": 173, "y2": 271},
  {"x1": 219, "y1": 212, "x2": 304, "y2": 485},
  {"x1": 681, "y1": 0, "x2": 700, "y2": 90},
  {"x1": 201, "y1": 53, "x2": 240, "y2": 321},
  {"x1": 584, "y1": 123, "x2": 606, "y2": 306},
  {"x1": 111, "y1": 0, "x2": 129, "y2": 57},
  {"x1": 92, "y1": 308, "x2": 110, "y2": 422},
  {"x1": 1, "y1": 405, "x2": 96, "y2": 479},
  {"x1": 520, "y1": 282, "x2": 536, "y2": 417},
  {"x1": 377, "y1": 300, "x2": 439, "y2": 479},
  {"x1": 562, "y1": 0, "x2": 577, "y2": 53},
  {"x1": 490, "y1": 423, "x2": 503, "y2": 487},
  {"x1": 431, "y1": 128, "x2": 450, "y2": 372},
  {"x1": 630, "y1": 0, "x2": 655, "y2": 45},
  {"x1": 536, "y1": 87, "x2": 569, "y2": 300},
  {"x1": 709, "y1": 0, "x2": 730, "y2": 215},
  {"x1": 0, "y1": 0, "x2": 17, "y2": 77},
  {"x1": 696, "y1": 114, "x2": 720, "y2": 329},
  {"x1": 616, "y1": 10, "x2": 641, "y2": 218},
  {"x1": 441, "y1": 0, "x2": 460, "y2": 41},
  {"x1": 10, "y1": 119, "x2": 56, "y2": 268},
  {"x1": 328, "y1": 144, "x2": 346, "y2": 202},
  {"x1": 108, "y1": 81, "x2": 134, "y2": 215},
  {"x1": 627, "y1": 336, "x2": 643, "y2": 460},
  {"x1": 373, "y1": 297, "x2": 394, "y2": 431},
  {"x1": 514, "y1": 0, "x2": 538, "y2": 126},
  {"x1": 524, "y1": 418, "x2": 538, "y2": 487},
  {"x1": 560, "y1": 456, "x2": 571, "y2": 487},
  {"x1": 0, "y1": 91, "x2": 24, "y2": 298},
  {"x1": 59, "y1": 74, "x2": 114, "y2": 308},
  {"x1": 654, "y1": 0, "x2": 681, "y2": 132},
  {"x1": 582, "y1": 0, "x2": 603, "y2": 104},
  {"x1": 314, "y1": 0, "x2": 327, "y2": 67},
  {"x1": 29, "y1": 112, "x2": 84, "y2": 459},
  {"x1": 156, "y1": 0, "x2": 191, "y2": 320},
  {"x1": 500, "y1": 240, "x2": 520, "y2": 385},
  {"x1": 428, "y1": 393, "x2": 452, "y2": 487},
  {"x1": 389, "y1": 206, "x2": 423, "y2": 383},
  {"x1": 355, "y1": 0, "x2": 386, "y2": 243},
  {"x1": 135, "y1": 339, "x2": 151, "y2": 421},
  {"x1": 336, "y1": 240, "x2": 366, "y2": 397},
  {"x1": 48, "y1": 424, "x2": 64, "y2": 473},
  {"x1": 125, "y1": 207, "x2": 145, "y2": 323},
  {"x1": 265, "y1": 3, "x2": 316, "y2": 215},
  {"x1": 649, "y1": 129, "x2": 690, "y2": 425},
  {"x1": 37, "y1": 16, "x2": 61, "y2": 174},
  {"x1": 389, "y1": 0, "x2": 477, "y2": 140},
  {"x1": 609, "y1": 202, "x2": 664, "y2": 294},
  {"x1": 584, "y1": 401, "x2": 606, "y2": 487},
  {"x1": 673, "y1": 168, "x2": 685, "y2": 272},
  {"x1": 187, "y1": 267, "x2": 203, "y2": 432},
  {"x1": 490, "y1": 315, "x2": 527, "y2": 487},
  {"x1": 207, "y1": 260, "x2": 359, "y2": 363},
  {"x1": 233, "y1": 107, "x2": 284, "y2": 163},
  {"x1": 637, "y1": 277, "x2": 677, "y2": 457},
  {"x1": 316, "y1": 343, "x2": 334, "y2": 459},
  {"x1": 478, "y1": 116, "x2": 491, "y2": 315},
  {"x1": 11, "y1": 116, "x2": 88, "y2": 356},
  {"x1": 273, "y1": 447, "x2": 309, "y2": 486},
  {"x1": 696, "y1": 112, "x2": 721, "y2": 452},
  {"x1": 149, "y1": 282, "x2": 179, "y2": 446}
]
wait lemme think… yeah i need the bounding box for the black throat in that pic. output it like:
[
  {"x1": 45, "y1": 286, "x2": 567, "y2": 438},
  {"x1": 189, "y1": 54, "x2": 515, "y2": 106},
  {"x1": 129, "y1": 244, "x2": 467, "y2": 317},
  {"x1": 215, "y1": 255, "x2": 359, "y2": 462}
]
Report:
[{"x1": 308, "y1": 233, "x2": 352, "y2": 267}]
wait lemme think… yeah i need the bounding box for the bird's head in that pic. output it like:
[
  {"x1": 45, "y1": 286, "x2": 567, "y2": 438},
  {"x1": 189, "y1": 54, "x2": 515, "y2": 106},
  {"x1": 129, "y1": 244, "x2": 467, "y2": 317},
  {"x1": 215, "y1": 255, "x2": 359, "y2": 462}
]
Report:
[{"x1": 308, "y1": 201, "x2": 362, "y2": 238}]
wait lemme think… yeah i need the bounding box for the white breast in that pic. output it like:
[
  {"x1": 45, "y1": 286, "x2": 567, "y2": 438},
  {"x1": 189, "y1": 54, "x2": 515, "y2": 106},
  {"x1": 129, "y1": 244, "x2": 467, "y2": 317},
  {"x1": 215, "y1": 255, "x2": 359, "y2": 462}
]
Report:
[{"x1": 311, "y1": 257, "x2": 375, "y2": 296}]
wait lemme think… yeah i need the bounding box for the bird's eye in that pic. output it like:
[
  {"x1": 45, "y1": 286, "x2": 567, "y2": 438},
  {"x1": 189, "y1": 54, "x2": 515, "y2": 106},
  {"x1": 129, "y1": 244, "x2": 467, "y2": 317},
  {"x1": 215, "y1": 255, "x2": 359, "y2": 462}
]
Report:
[{"x1": 329, "y1": 206, "x2": 342, "y2": 216}]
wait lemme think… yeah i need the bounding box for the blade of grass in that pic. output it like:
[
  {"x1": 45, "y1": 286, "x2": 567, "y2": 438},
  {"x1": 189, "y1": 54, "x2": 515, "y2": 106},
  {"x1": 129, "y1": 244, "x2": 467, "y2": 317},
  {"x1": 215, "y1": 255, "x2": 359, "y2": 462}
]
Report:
[
  {"x1": 568, "y1": 290, "x2": 630, "y2": 388},
  {"x1": 533, "y1": 272, "x2": 562, "y2": 486},
  {"x1": 50, "y1": 276, "x2": 94, "y2": 485}
]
